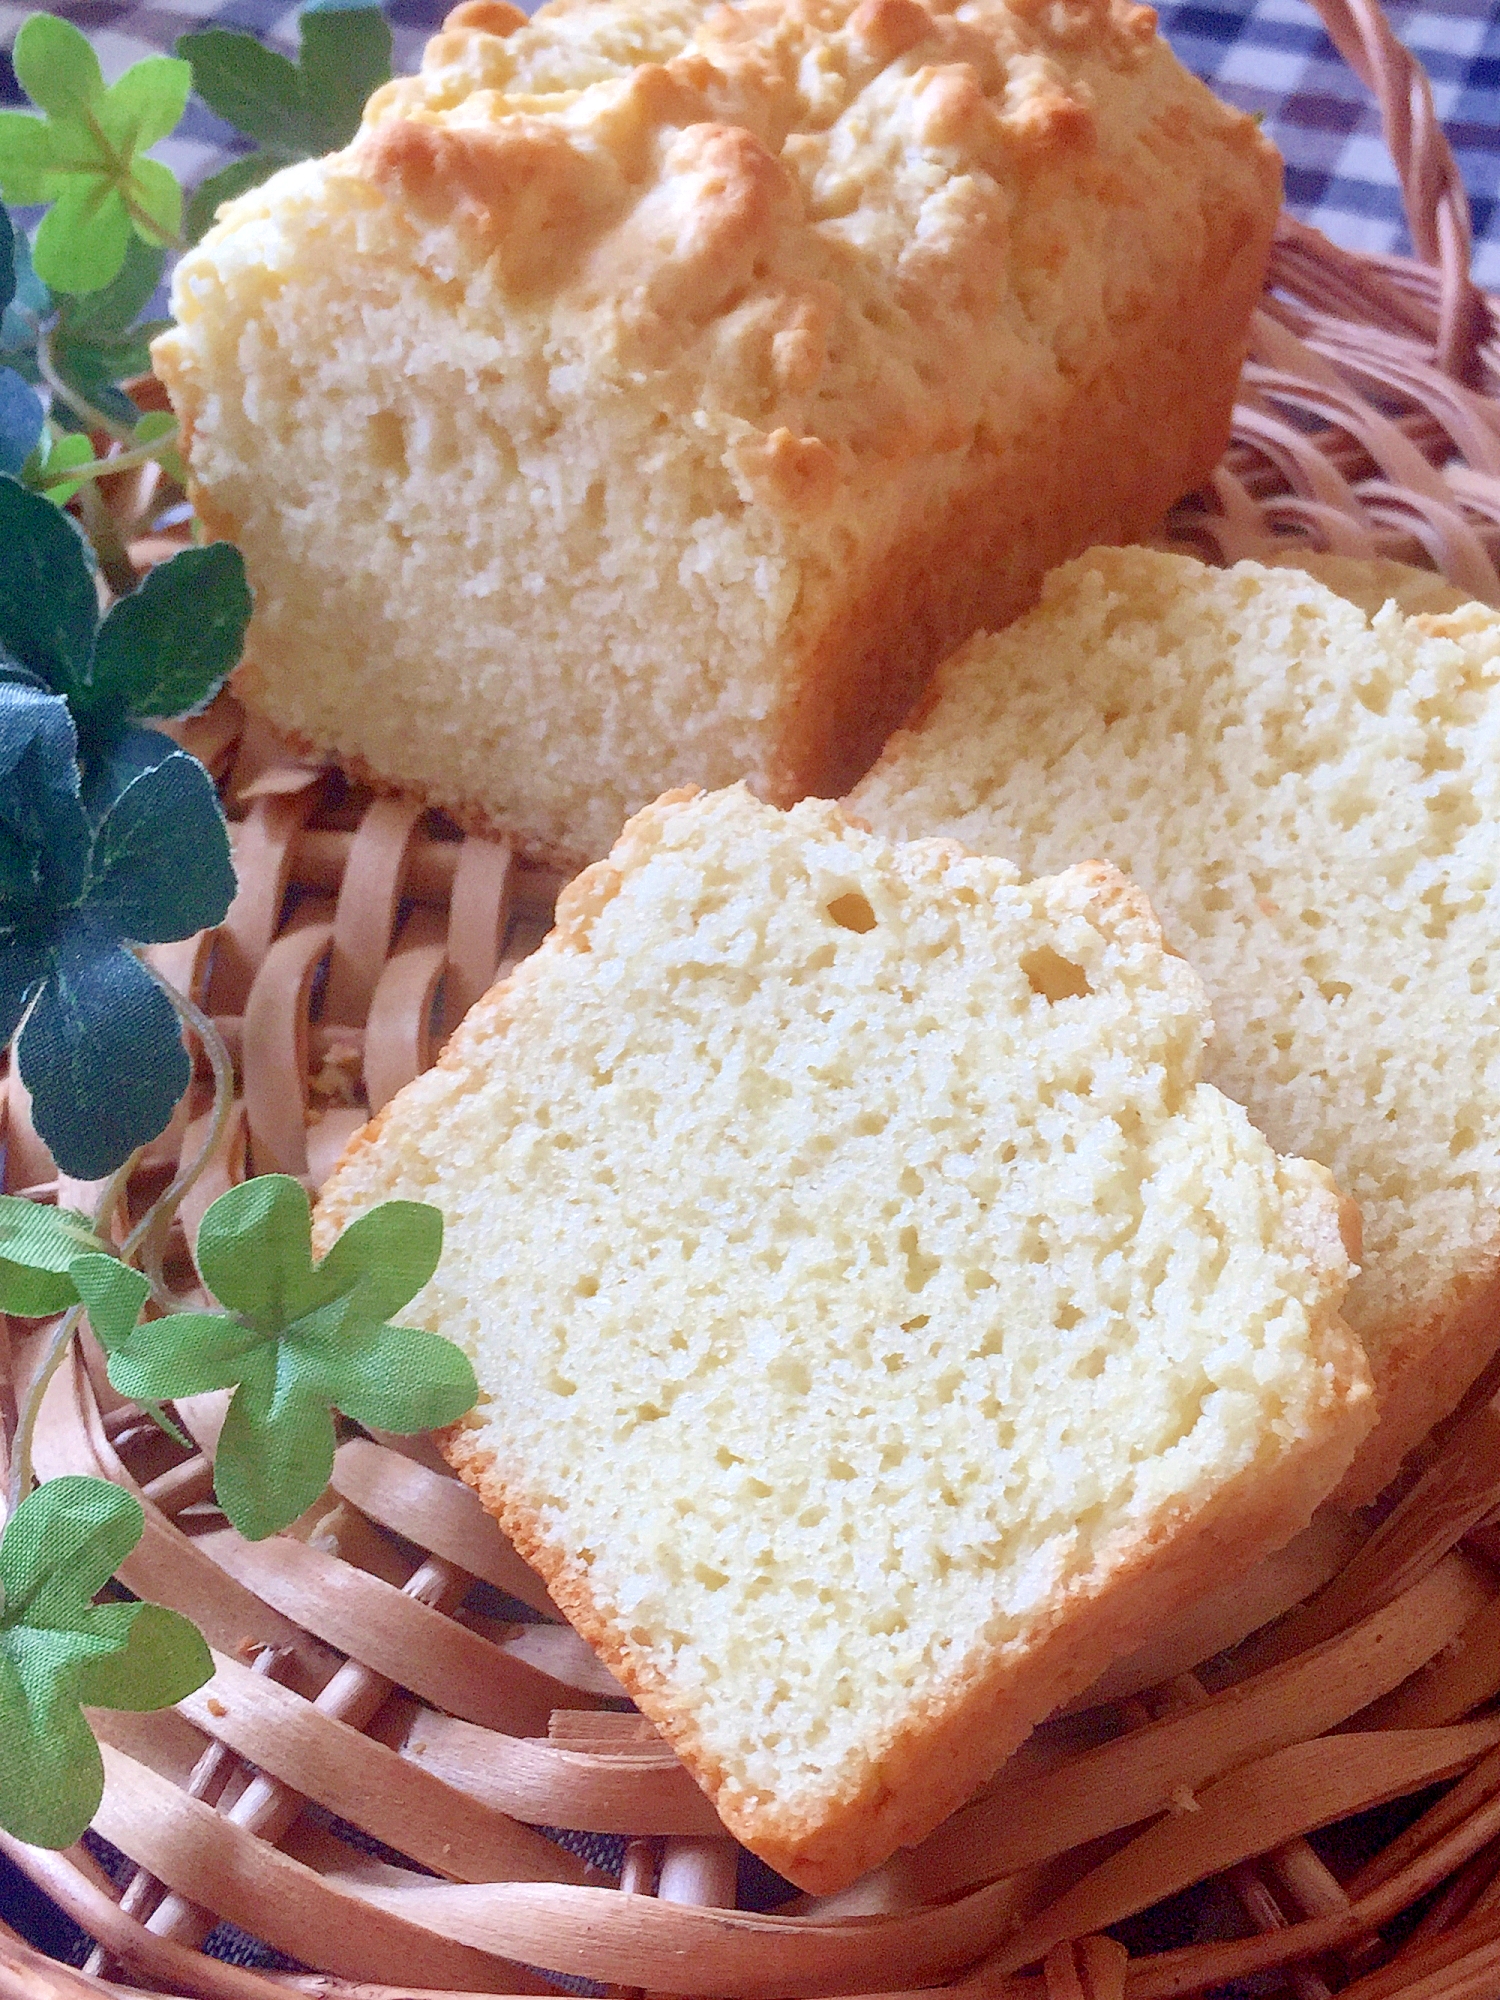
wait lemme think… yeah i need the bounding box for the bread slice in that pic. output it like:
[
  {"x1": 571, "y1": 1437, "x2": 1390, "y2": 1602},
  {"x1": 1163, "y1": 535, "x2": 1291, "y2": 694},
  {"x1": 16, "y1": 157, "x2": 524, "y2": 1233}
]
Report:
[
  {"x1": 851, "y1": 546, "x2": 1500, "y2": 1503},
  {"x1": 153, "y1": 0, "x2": 1278, "y2": 867},
  {"x1": 316, "y1": 785, "x2": 1370, "y2": 1891}
]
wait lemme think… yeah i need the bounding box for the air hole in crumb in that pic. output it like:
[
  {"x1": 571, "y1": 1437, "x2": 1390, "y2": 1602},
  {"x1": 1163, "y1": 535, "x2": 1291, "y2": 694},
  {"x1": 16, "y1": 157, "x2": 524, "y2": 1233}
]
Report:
[
  {"x1": 1021, "y1": 946, "x2": 1091, "y2": 1002},
  {"x1": 367, "y1": 409, "x2": 408, "y2": 476},
  {"x1": 827, "y1": 891, "x2": 877, "y2": 934}
]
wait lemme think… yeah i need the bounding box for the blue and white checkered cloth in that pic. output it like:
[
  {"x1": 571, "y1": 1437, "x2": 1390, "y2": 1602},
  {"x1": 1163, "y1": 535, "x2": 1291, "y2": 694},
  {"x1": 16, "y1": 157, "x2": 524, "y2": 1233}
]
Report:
[{"x1": 3, "y1": 0, "x2": 1498, "y2": 289}]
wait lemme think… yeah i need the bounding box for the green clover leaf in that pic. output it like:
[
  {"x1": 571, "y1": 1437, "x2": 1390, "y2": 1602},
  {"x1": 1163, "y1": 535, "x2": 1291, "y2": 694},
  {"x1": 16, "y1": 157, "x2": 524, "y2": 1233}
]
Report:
[
  {"x1": 0, "y1": 1197, "x2": 107, "y2": 1317},
  {"x1": 0, "y1": 15, "x2": 189, "y2": 295},
  {"x1": 179, "y1": 3, "x2": 391, "y2": 242},
  {"x1": 107, "y1": 1179, "x2": 476, "y2": 1541},
  {"x1": 68, "y1": 1253, "x2": 151, "y2": 1353},
  {"x1": 0, "y1": 1474, "x2": 211, "y2": 1847}
]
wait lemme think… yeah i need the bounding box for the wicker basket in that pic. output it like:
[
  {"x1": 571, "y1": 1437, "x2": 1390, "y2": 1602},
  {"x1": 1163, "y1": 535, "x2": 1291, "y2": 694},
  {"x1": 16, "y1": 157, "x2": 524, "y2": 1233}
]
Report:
[{"x1": 5, "y1": 2, "x2": 1500, "y2": 1993}]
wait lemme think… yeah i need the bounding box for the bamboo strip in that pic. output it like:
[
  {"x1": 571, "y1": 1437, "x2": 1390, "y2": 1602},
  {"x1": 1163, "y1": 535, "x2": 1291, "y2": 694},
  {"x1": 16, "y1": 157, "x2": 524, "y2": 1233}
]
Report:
[
  {"x1": 905, "y1": 1553, "x2": 1490, "y2": 1897},
  {"x1": 168, "y1": 1648, "x2": 589, "y2": 1885},
  {"x1": 1357, "y1": 1587, "x2": 1500, "y2": 1729},
  {"x1": 989, "y1": 1720, "x2": 1500, "y2": 1977},
  {"x1": 0, "y1": 1842, "x2": 303, "y2": 2000},
  {"x1": 90, "y1": 1746, "x2": 555, "y2": 1994},
  {"x1": 141, "y1": 1555, "x2": 474, "y2": 1950},
  {"x1": 1085, "y1": 1750, "x2": 1500, "y2": 1995},
  {"x1": 329, "y1": 1439, "x2": 560, "y2": 1617},
  {"x1": 1346, "y1": 1745, "x2": 1500, "y2": 1899},
  {"x1": 334, "y1": 1875, "x2": 1025, "y2": 1998},
  {"x1": 1229, "y1": 1393, "x2": 1500, "y2": 1674},
  {"x1": 1339, "y1": 1908, "x2": 1500, "y2": 2000},
  {"x1": 394, "y1": 1707, "x2": 724, "y2": 1836},
  {"x1": 191, "y1": 1527, "x2": 590, "y2": 1733}
]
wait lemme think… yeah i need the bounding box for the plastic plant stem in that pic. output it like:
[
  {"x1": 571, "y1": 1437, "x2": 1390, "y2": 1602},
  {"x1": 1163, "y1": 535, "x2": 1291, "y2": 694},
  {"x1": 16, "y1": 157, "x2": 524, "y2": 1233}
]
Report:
[
  {"x1": 5, "y1": 1303, "x2": 86, "y2": 1521},
  {"x1": 129, "y1": 959, "x2": 236, "y2": 1308},
  {"x1": 34, "y1": 327, "x2": 136, "y2": 448}
]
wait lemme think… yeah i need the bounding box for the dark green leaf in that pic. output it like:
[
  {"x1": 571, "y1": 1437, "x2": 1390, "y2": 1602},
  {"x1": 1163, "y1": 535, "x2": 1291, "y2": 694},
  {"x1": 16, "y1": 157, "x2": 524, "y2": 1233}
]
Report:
[
  {"x1": 330, "y1": 1320, "x2": 476, "y2": 1433},
  {"x1": 107, "y1": 1309, "x2": 265, "y2": 1400},
  {"x1": 0, "y1": 477, "x2": 98, "y2": 701},
  {"x1": 77, "y1": 1601, "x2": 210, "y2": 1711},
  {"x1": 85, "y1": 748, "x2": 236, "y2": 942},
  {"x1": 1, "y1": 227, "x2": 48, "y2": 379},
  {"x1": 215, "y1": 1353, "x2": 336, "y2": 1541},
  {"x1": 0, "y1": 676, "x2": 90, "y2": 914},
  {"x1": 196, "y1": 1174, "x2": 317, "y2": 1325},
  {"x1": 0, "y1": 204, "x2": 16, "y2": 319},
  {"x1": 11, "y1": 17, "x2": 105, "y2": 123},
  {"x1": 176, "y1": 29, "x2": 310, "y2": 154},
  {"x1": 78, "y1": 721, "x2": 177, "y2": 819},
  {"x1": 89, "y1": 544, "x2": 251, "y2": 725},
  {"x1": 0, "y1": 935, "x2": 48, "y2": 1049},
  {"x1": 184, "y1": 152, "x2": 289, "y2": 245},
  {"x1": 309, "y1": 1199, "x2": 442, "y2": 1320},
  {"x1": 298, "y1": 5, "x2": 392, "y2": 150},
  {"x1": 69, "y1": 1254, "x2": 149, "y2": 1352},
  {"x1": 0, "y1": 368, "x2": 44, "y2": 476},
  {"x1": 16, "y1": 921, "x2": 188, "y2": 1179}
]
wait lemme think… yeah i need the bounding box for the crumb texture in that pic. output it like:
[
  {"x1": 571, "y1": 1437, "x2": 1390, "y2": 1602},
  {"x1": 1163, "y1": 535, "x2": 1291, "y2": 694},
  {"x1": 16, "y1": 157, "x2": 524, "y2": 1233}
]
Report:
[
  {"x1": 154, "y1": 0, "x2": 1277, "y2": 863},
  {"x1": 852, "y1": 548, "x2": 1500, "y2": 1499},
  {"x1": 317, "y1": 785, "x2": 1368, "y2": 1887}
]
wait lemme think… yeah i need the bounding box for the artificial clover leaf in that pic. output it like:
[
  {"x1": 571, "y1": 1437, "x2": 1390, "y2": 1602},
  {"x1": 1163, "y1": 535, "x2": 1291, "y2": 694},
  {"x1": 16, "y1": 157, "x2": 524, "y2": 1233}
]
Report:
[
  {"x1": 48, "y1": 238, "x2": 171, "y2": 431},
  {"x1": 0, "y1": 1474, "x2": 211, "y2": 1847},
  {"x1": 179, "y1": 3, "x2": 391, "y2": 242},
  {"x1": 0, "y1": 482, "x2": 244, "y2": 1176},
  {"x1": 69, "y1": 1253, "x2": 150, "y2": 1351},
  {"x1": 107, "y1": 1178, "x2": 476, "y2": 1540},
  {"x1": 0, "y1": 475, "x2": 98, "y2": 700},
  {"x1": 0, "y1": 208, "x2": 45, "y2": 476},
  {"x1": 22, "y1": 429, "x2": 92, "y2": 504},
  {"x1": 0, "y1": 1197, "x2": 107, "y2": 1317},
  {"x1": 85, "y1": 544, "x2": 252, "y2": 731},
  {"x1": 0, "y1": 15, "x2": 189, "y2": 294},
  {"x1": 0, "y1": 480, "x2": 251, "y2": 744}
]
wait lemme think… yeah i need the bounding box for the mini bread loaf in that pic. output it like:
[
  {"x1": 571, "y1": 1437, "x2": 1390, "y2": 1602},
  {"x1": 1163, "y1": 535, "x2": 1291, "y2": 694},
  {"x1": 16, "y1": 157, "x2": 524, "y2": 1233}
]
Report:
[
  {"x1": 315, "y1": 785, "x2": 1371, "y2": 1892},
  {"x1": 850, "y1": 547, "x2": 1500, "y2": 1504},
  {"x1": 153, "y1": 0, "x2": 1279, "y2": 868}
]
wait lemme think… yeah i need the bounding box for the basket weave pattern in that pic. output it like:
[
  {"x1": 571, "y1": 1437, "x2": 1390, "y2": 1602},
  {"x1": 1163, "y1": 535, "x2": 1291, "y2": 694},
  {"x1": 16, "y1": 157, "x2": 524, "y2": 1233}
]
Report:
[{"x1": 5, "y1": 1, "x2": 1500, "y2": 1993}]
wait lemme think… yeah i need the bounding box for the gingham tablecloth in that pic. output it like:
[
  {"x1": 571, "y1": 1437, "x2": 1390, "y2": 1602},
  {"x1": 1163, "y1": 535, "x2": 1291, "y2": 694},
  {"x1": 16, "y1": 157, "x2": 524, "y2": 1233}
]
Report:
[{"x1": 2, "y1": 0, "x2": 1499, "y2": 289}]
